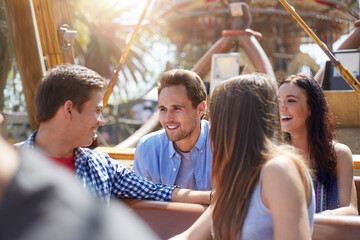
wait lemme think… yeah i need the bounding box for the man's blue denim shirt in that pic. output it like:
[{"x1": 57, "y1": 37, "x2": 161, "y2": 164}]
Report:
[{"x1": 133, "y1": 120, "x2": 212, "y2": 190}]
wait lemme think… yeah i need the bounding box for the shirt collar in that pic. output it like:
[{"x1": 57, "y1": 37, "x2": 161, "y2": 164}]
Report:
[
  {"x1": 24, "y1": 130, "x2": 87, "y2": 163},
  {"x1": 74, "y1": 147, "x2": 86, "y2": 161},
  {"x1": 194, "y1": 120, "x2": 208, "y2": 151},
  {"x1": 169, "y1": 141, "x2": 177, "y2": 158},
  {"x1": 22, "y1": 130, "x2": 38, "y2": 149}
]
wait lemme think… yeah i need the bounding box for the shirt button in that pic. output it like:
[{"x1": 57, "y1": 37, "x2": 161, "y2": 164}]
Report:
[{"x1": 173, "y1": 168, "x2": 176, "y2": 172}]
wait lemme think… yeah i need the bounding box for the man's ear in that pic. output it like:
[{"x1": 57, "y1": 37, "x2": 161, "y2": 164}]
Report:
[
  {"x1": 63, "y1": 100, "x2": 74, "y2": 119},
  {"x1": 197, "y1": 101, "x2": 206, "y2": 117}
]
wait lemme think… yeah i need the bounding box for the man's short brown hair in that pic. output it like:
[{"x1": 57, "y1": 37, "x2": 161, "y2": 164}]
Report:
[
  {"x1": 35, "y1": 64, "x2": 107, "y2": 123},
  {"x1": 157, "y1": 69, "x2": 207, "y2": 108}
]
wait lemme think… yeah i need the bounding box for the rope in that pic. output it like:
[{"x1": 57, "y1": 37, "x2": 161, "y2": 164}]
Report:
[{"x1": 103, "y1": 0, "x2": 152, "y2": 105}]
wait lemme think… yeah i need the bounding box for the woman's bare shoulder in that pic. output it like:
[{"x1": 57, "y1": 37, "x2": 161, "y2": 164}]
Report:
[
  {"x1": 334, "y1": 142, "x2": 352, "y2": 156},
  {"x1": 261, "y1": 153, "x2": 310, "y2": 208},
  {"x1": 262, "y1": 154, "x2": 304, "y2": 182},
  {"x1": 334, "y1": 142, "x2": 353, "y2": 165}
]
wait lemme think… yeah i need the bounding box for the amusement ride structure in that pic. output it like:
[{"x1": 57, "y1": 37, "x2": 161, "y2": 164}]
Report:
[
  {"x1": 3, "y1": 0, "x2": 360, "y2": 149},
  {"x1": 2, "y1": 1, "x2": 360, "y2": 239}
]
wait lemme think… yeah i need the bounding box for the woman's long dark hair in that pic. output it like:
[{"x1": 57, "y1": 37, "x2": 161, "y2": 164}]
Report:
[{"x1": 280, "y1": 73, "x2": 336, "y2": 187}]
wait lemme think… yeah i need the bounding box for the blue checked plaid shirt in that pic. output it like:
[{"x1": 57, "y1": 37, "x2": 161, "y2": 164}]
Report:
[{"x1": 17, "y1": 131, "x2": 175, "y2": 203}]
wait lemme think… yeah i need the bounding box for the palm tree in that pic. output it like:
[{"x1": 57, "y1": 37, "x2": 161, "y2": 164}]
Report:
[
  {"x1": 1, "y1": 0, "x2": 159, "y2": 109},
  {"x1": 69, "y1": 0, "x2": 156, "y2": 102}
]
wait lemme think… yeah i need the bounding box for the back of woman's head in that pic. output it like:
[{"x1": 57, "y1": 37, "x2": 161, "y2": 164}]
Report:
[
  {"x1": 280, "y1": 73, "x2": 336, "y2": 184},
  {"x1": 210, "y1": 73, "x2": 282, "y2": 239}
]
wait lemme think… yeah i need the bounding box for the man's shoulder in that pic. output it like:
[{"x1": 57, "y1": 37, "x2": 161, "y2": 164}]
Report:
[
  {"x1": 75, "y1": 147, "x2": 116, "y2": 168},
  {"x1": 14, "y1": 140, "x2": 25, "y2": 148},
  {"x1": 200, "y1": 120, "x2": 210, "y2": 133},
  {"x1": 198, "y1": 120, "x2": 211, "y2": 144},
  {"x1": 14, "y1": 134, "x2": 34, "y2": 149},
  {"x1": 75, "y1": 147, "x2": 127, "y2": 175}
]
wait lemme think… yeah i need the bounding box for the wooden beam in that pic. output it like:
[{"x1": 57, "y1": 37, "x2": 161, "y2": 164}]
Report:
[
  {"x1": 95, "y1": 146, "x2": 135, "y2": 160},
  {"x1": 4, "y1": 0, "x2": 75, "y2": 131},
  {"x1": 4, "y1": 0, "x2": 46, "y2": 131},
  {"x1": 51, "y1": 0, "x2": 75, "y2": 64},
  {"x1": 32, "y1": 0, "x2": 74, "y2": 69},
  {"x1": 95, "y1": 146, "x2": 135, "y2": 169}
]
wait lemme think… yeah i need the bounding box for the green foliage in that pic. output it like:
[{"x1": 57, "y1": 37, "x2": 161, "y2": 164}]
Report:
[
  {"x1": 69, "y1": 0, "x2": 162, "y2": 103},
  {"x1": 3, "y1": 65, "x2": 26, "y2": 112}
]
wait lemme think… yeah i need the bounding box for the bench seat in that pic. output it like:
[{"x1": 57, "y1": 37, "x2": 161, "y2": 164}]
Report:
[
  {"x1": 123, "y1": 199, "x2": 360, "y2": 240},
  {"x1": 122, "y1": 176, "x2": 360, "y2": 239}
]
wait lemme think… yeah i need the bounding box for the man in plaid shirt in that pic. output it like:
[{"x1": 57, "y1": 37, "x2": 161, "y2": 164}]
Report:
[{"x1": 17, "y1": 64, "x2": 210, "y2": 204}]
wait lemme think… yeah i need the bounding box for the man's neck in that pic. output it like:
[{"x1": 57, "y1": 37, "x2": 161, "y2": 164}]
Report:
[
  {"x1": 36, "y1": 124, "x2": 75, "y2": 158},
  {"x1": 173, "y1": 122, "x2": 201, "y2": 153}
]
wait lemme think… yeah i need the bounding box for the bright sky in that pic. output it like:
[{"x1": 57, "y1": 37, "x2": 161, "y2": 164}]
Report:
[{"x1": 113, "y1": 0, "x2": 153, "y2": 25}]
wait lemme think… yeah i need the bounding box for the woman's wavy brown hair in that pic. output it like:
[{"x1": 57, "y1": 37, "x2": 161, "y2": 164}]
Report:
[
  {"x1": 280, "y1": 73, "x2": 336, "y2": 187},
  {"x1": 210, "y1": 73, "x2": 283, "y2": 239}
]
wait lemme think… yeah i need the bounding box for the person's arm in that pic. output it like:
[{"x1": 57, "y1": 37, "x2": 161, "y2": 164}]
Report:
[
  {"x1": 321, "y1": 143, "x2": 358, "y2": 215},
  {"x1": 109, "y1": 155, "x2": 210, "y2": 204},
  {"x1": 262, "y1": 157, "x2": 312, "y2": 240},
  {"x1": 170, "y1": 205, "x2": 213, "y2": 240},
  {"x1": 171, "y1": 188, "x2": 211, "y2": 205}
]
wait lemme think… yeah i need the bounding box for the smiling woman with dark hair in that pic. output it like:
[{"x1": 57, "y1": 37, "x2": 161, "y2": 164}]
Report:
[{"x1": 278, "y1": 73, "x2": 358, "y2": 215}]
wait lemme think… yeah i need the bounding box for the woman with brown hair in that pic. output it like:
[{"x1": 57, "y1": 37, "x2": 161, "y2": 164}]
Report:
[
  {"x1": 278, "y1": 73, "x2": 358, "y2": 215},
  {"x1": 171, "y1": 73, "x2": 314, "y2": 240}
]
